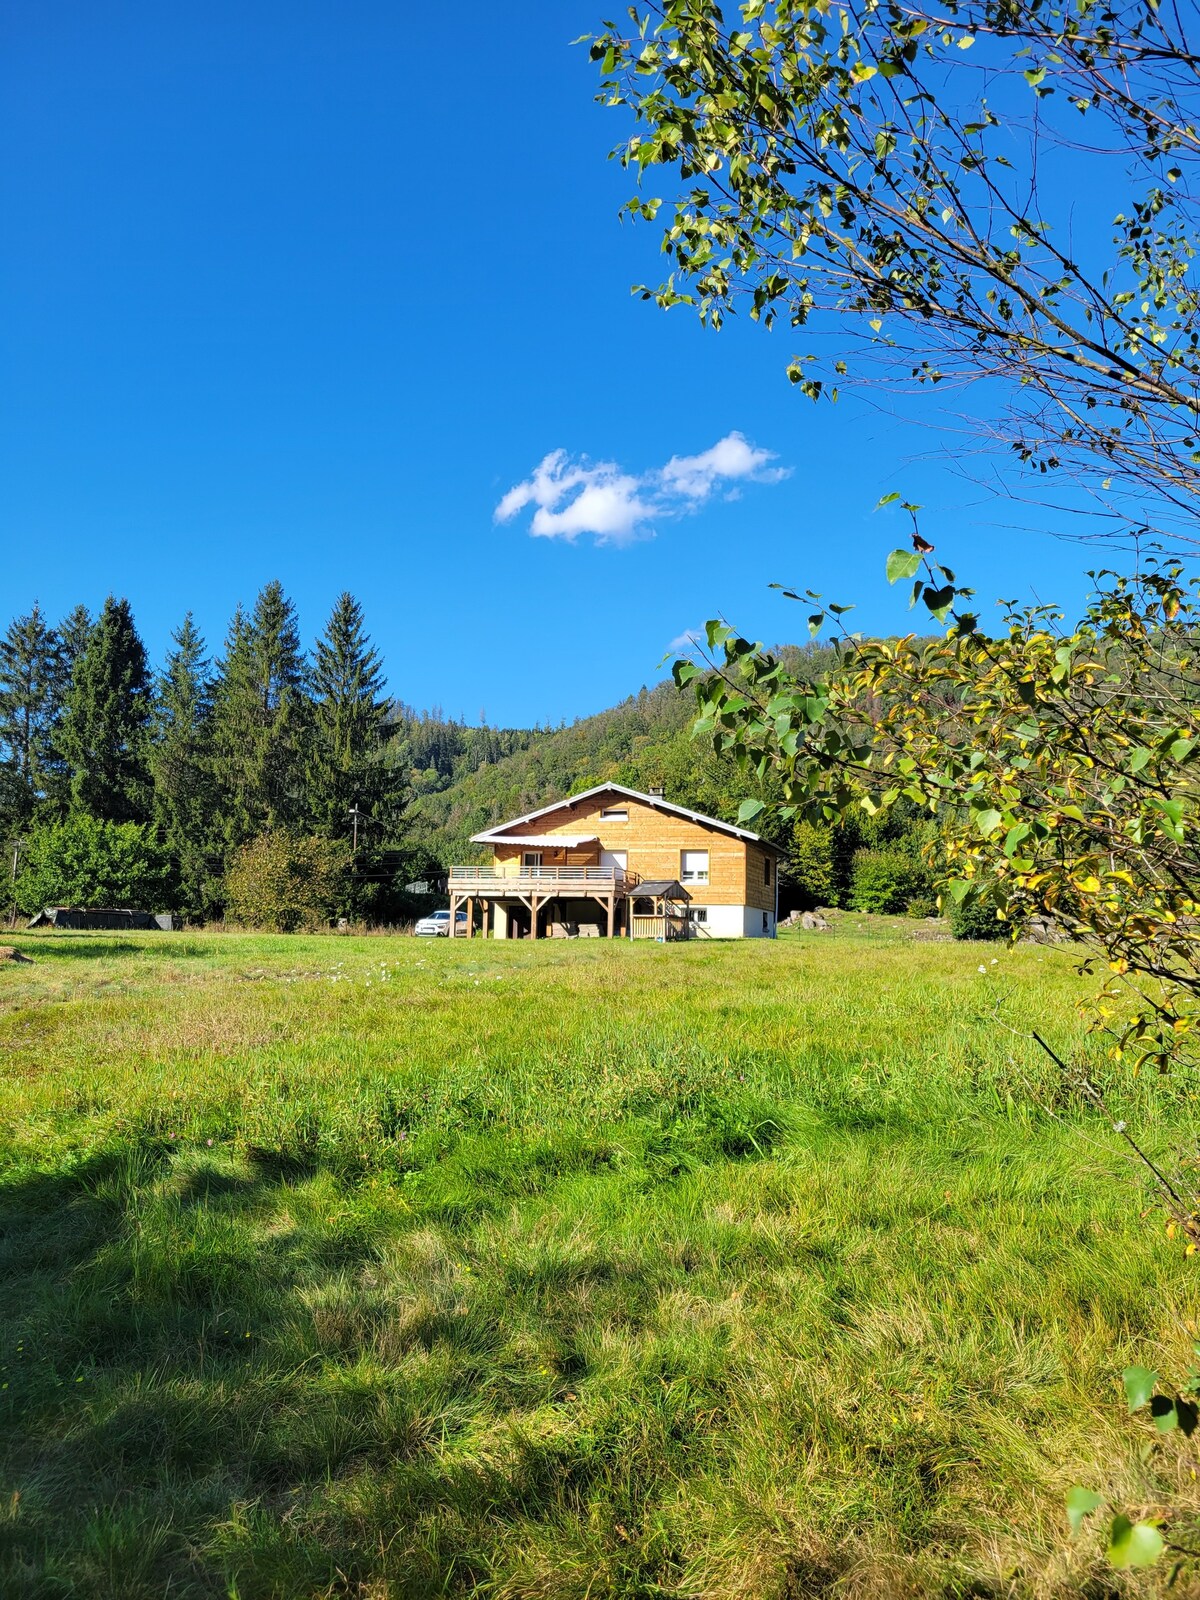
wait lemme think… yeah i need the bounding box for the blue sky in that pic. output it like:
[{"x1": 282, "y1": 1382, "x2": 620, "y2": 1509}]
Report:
[{"x1": 1, "y1": 1, "x2": 1103, "y2": 726}]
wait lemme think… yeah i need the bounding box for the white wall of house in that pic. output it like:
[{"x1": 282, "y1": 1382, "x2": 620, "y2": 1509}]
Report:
[
  {"x1": 743, "y1": 907, "x2": 776, "y2": 939},
  {"x1": 686, "y1": 904, "x2": 777, "y2": 939},
  {"x1": 687, "y1": 904, "x2": 742, "y2": 939}
]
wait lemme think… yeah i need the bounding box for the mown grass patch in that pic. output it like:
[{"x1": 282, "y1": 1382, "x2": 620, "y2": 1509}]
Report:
[{"x1": 1, "y1": 927, "x2": 1197, "y2": 1597}]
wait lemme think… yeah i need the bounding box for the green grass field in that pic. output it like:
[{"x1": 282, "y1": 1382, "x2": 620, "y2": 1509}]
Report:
[{"x1": 1, "y1": 921, "x2": 1197, "y2": 1598}]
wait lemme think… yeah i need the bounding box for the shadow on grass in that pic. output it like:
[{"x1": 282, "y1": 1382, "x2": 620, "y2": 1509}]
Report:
[
  {"x1": 8, "y1": 935, "x2": 220, "y2": 963},
  {"x1": 0, "y1": 1141, "x2": 711, "y2": 1600}
]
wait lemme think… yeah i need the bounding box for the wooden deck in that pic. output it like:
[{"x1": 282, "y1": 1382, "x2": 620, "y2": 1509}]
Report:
[
  {"x1": 447, "y1": 863, "x2": 636, "y2": 939},
  {"x1": 448, "y1": 864, "x2": 629, "y2": 892}
]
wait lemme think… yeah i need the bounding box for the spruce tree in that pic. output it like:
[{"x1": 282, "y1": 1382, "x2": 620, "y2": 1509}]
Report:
[
  {"x1": 49, "y1": 605, "x2": 92, "y2": 812},
  {"x1": 0, "y1": 603, "x2": 66, "y2": 824},
  {"x1": 58, "y1": 604, "x2": 92, "y2": 675},
  {"x1": 151, "y1": 614, "x2": 216, "y2": 916},
  {"x1": 59, "y1": 597, "x2": 152, "y2": 823},
  {"x1": 307, "y1": 593, "x2": 398, "y2": 840},
  {"x1": 211, "y1": 582, "x2": 309, "y2": 846}
]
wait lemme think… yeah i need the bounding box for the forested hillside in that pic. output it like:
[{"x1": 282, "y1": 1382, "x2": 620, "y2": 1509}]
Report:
[
  {"x1": 399, "y1": 679, "x2": 709, "y2": 860},
  {"x1": 398, "y1": 648, "x2": 837, "y2": 864}
]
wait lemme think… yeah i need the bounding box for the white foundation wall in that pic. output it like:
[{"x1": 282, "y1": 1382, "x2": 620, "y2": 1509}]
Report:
[
  {"x1": 743, "y1": 907, "x2": 776, "y2": 939},
  {"x1": 691, "y1": 904, "x2": 750, "y2": 939}
]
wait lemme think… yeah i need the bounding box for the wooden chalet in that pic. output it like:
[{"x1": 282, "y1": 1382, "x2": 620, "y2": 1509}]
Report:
[{"x1": 447, "y1": 783, "x2": 782, "y2": 940}]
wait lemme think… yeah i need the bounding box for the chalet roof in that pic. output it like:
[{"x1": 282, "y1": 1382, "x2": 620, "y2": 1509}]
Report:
[
  {"x1": 628, "y1": 880, "x2": 691, "y2": 902},
  {"x1": 485, "y1": 833, "x2": 598, "y2": 848},
  {"x1": 470, "y1": 783, "x2": 785, "y2": 851}
]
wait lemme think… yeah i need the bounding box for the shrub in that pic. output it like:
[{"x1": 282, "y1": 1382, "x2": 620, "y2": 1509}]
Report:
[
  {"x1": 848, "y1": 848, "x2": 930, "y2": 915},
  {"x1": 224, "y1": 833, "x2": 350, "y2": 932},
  {"x1": 949, "y1": 892, "x2": 1008, "y2": 942},
  {"x1": 906, "y1": 896, "x2": 938, "y2": 919},
  {"x1": 15, "y1": 816, "x2": 172, "y2": 914}
]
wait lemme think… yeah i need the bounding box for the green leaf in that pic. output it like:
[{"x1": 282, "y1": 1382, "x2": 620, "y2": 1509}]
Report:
[
  {"x1": 737, "y1": 798, "x2": 765, "y2": 824},
  {"x1": 1107, "y1": 1515, "x2": 1164, "y2": 1569},
  {"x1": 876, "y1": 491, "x2": 901, "y2": 508},
  {"x1": 975, "y1": 809, "x2": 1003, "y2": 837},
  {"x1": 1003, "y1": 823, "x2": 1031, "y2": 856},
  {"x1": 1066, "y1": 1486, "x2": 1103, "y2": 1535},
  {"x1": 808, "y1": 612, "x2": 825, "y2": 637},
  {"x1": 946, "y1": 879, "x2": 972, "y2": 904},
  {"x1": 705, "y1": 620, "x2": 733, "y2": 651},
  {"x1": 1123, "y1": 1365, "x2": 1158, "y2": 1412},
  {"x1": 1151, "y1": 797, "x2": 1184, "y2": 836},
  {"x1": 1129, "y1": 747, "x2": 1151, "y2": 772},
  {"x1": 922, "y1": 583, "x2": 955, "y2": 620},
  {"x1": 887, "y1": 549, "x2": 921, "y2": 584}
]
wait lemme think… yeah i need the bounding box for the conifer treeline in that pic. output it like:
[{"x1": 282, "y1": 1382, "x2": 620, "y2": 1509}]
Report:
[{"x1": 0, "y1": 582, "x2": 402, "y2": 917}]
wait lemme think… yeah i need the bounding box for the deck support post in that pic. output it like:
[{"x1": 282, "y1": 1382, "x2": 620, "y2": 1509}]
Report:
[
  {"x1": 606, "y1": 896, "x2": 615, "y2": 938},
  {"x1": 530, "y1": 895, "x2": 540, "y2": 940},
  {"x1": 466, "y1": 896, "x2": 475, "y2": 939}
]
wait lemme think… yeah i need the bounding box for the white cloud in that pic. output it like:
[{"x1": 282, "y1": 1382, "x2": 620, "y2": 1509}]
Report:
[
  {"x1": 494, "y1": 448, "x2": 652, "y2": 546},
  {"x1": 495, "y1": 432, "x2": 787, "y2": 546},
  {"x1": 667, "y1": 627, "x2": 704, "y2": 653},
  {"x1": 660, "y1": 432, "x2": 784, "y2": 500}
]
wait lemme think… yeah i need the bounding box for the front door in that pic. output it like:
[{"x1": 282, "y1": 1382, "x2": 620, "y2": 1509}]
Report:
[{"x1": 522, "y1": 851, "x2": 543, "y2": 876}]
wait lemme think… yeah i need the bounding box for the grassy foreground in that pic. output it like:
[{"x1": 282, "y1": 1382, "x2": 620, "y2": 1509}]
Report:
[{"x1": 1, "y1": 923, "x2": 1198, "y2": 1598}]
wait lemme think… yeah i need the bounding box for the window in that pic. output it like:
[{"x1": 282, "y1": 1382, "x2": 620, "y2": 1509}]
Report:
[
  {"x1": 600, "y1": 807, "x2": 628, "y2": 821},
  {"x1": 522, "y1": 852, "x2": 543, "y2": 869},
  {"x1": 688, "y1": 907, "x2": 708, "y2": 923},
  {"x1": 764, "y1": 857, "x2": 772, "y2": 886},
  {"x1": 681, "y1": 850, "x2": 709, "y2": 884},
  {"x1": 762, "y1": 912, "x2": 770, "y2": 932}
]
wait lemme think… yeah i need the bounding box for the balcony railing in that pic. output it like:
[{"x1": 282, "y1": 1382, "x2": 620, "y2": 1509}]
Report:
[{"x1": 449, "y1": 864, "x2": 630, "y2": 891}]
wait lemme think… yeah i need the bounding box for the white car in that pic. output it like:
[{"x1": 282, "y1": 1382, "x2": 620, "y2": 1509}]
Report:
[{"x1": 414, "y1": 908, "x2": 468, "y2": 937}]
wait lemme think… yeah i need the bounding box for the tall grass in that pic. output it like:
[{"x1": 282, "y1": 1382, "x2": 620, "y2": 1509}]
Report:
[{"x1": 0, "y1": 925, "x2": 1196, "y2": 1597}]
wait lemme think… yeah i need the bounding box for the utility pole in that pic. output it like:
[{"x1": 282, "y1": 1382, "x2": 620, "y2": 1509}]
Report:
[{"x1": 346, "y1": 804, "x2": 366, "y2": 855}]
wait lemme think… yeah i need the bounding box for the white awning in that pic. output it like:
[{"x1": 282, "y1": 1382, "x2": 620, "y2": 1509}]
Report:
[{"x1": 485, "y1": 834, "x2": 598, "y2": 848}]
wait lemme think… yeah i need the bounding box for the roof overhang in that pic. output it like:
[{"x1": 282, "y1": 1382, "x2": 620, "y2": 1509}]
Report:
[
  {"x1": 480, "y1": 833, "x2": 599, "y2": 848},
  {"x1": 627, "y1": 880, "x2": 691, "y2": 902}
]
